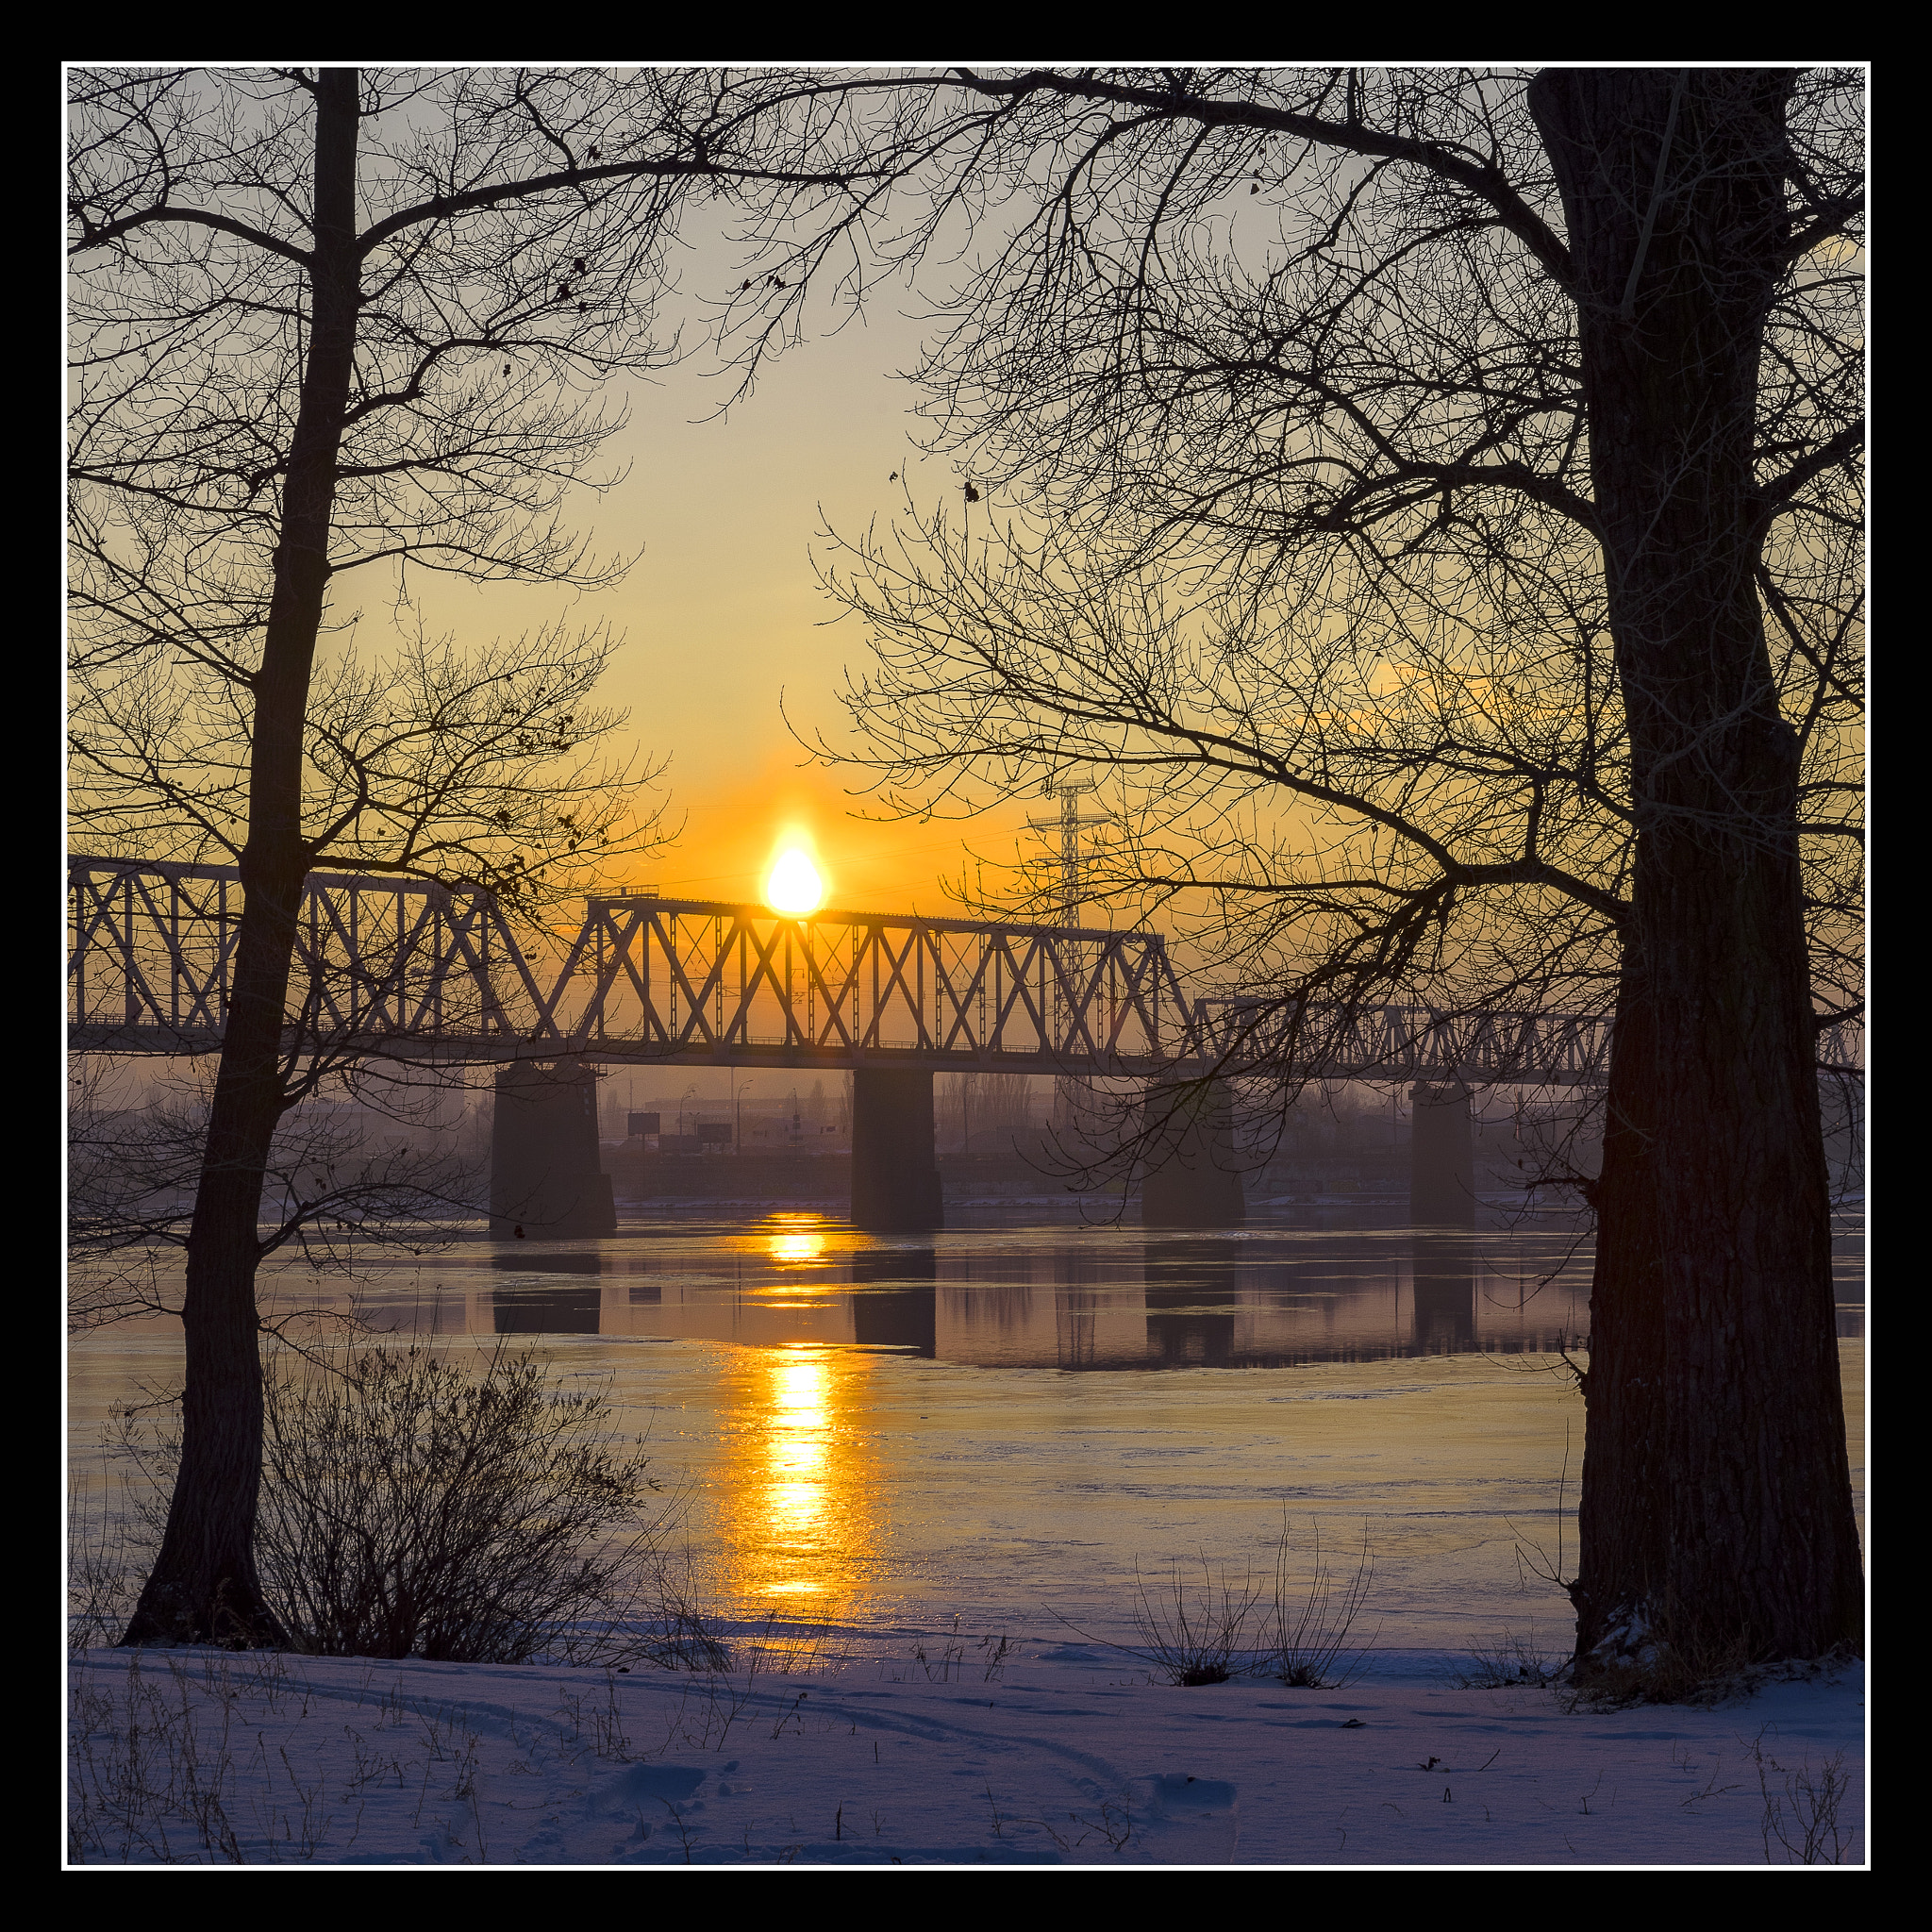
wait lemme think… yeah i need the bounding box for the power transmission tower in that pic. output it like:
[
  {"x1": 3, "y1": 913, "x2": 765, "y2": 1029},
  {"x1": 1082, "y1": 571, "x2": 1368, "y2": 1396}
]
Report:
[
  {"x1": 1027, "y1": 781, "x2": 1111, "y2": 1132},
  {"x1": 1026, "y1": 781, "x2": 1110, "y2": 927}
]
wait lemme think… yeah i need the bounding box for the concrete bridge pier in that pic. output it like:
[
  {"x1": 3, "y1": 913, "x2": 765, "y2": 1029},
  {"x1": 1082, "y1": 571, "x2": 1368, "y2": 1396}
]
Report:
[
  {"x1": 1140, "y1": 1080, "x2": 1245, "y2": 1229},
  {"x1": 490, "y1": 1059, "x2": 616, "y2": 1239},
  {"x1": 849, "y1": 1068, "x2": 943, "y2": 1231},
  {"x1": 1409, "y1": 1081, "x2": 1475, "y2": 1227}
]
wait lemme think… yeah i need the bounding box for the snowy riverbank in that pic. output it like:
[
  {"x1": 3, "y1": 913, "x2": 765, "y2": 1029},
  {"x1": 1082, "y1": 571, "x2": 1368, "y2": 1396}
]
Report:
[{"x1": 68, "y1": 1639, "x2": 1864, "y2": 1867}]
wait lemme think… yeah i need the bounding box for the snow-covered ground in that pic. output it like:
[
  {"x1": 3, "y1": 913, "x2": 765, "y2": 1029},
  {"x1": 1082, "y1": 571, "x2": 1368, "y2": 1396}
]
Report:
[{"x1": 67, "y1": 1637, "x2": 1864, "y2": 1867}]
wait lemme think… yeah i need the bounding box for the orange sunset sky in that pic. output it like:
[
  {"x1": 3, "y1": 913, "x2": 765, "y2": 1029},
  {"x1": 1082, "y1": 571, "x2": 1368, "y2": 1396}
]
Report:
[{"x1": 392, "y1": 251, "x2": 1044, "y2": 921}]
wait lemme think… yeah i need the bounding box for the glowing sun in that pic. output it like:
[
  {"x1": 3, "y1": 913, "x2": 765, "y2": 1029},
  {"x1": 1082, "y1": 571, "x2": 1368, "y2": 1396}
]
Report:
[{"x1": 766, "y1": 847, "x2": 824, "y2": 915}]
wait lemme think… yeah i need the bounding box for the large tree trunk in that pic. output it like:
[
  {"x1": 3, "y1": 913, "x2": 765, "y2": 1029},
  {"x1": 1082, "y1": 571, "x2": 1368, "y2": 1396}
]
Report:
[
  {"x1": 1529, "y1": 70, "x2": 1862, "y2": 1666},
  {"x1": 123, "y1": 71, "x2": 362, "y2": 1646}
]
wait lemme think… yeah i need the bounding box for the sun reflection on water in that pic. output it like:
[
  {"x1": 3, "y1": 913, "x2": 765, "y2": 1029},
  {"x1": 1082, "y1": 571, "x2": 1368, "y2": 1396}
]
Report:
[
  {"x1": 720, "y1": 1342, "x2": 880, "y2": 1604},
  {"x1": 768, "y1": 1351, "x2": 829, "y2": 1548},
  {"x1": 758, "y1": 1212, "x2": 830, "y2": 1269},
  {"x1": 768, "y1": 1232, "x2": 825, "y2": 1265}
]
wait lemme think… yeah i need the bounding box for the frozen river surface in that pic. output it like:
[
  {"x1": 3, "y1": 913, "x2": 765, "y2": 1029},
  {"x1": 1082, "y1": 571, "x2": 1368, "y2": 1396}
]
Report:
[{"x1": 68, "y1": 1210, "x2": 1865, "y2": 1657}]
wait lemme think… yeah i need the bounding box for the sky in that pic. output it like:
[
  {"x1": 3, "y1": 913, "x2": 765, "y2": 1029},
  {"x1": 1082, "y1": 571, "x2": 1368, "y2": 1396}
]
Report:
[{"x1": 400, "y1": 246, "x2": 1045, "y2": 920}]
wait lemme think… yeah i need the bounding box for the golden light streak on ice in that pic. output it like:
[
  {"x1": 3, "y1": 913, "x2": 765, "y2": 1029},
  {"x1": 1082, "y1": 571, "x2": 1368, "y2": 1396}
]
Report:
[
  {"x1": 719, "y1": 1341, "x2": 880, "y2": 1605},
  {"x1": 769, "y1": 1230, "x2": 826, "y2": 1264}
]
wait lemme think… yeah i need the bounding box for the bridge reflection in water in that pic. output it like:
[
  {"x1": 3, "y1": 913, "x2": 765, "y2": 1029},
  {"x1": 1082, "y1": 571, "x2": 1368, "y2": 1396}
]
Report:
[
  {"x1": 363, "y1": 1212, "x2": 1605, "y2": 1371},
  {"x1": 1411, "y1": 1237, "x2": 1476, "y2": 1353}
]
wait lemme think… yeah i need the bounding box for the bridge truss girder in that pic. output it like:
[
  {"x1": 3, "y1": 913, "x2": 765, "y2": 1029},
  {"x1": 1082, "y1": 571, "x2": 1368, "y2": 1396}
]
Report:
[{"x1": 67, "y1": 857, "x2": 1860, "y2": 1091}]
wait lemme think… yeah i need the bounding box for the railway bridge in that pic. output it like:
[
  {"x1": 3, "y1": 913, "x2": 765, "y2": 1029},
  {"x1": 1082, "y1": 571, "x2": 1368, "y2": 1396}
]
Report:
[{"x1": 69, "y1": 856, "x2": 1854, "y2": 1233}]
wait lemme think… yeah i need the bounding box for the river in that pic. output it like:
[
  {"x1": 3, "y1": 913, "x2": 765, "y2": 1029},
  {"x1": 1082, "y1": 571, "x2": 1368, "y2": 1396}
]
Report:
[{"x1": 66, "y1": 1208, "x2": 1865, "y2": 1658}]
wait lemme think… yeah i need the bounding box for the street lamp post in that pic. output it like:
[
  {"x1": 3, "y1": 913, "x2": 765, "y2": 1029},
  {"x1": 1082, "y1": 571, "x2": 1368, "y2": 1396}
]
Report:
[{"x1": 735, "y1": 1078, "x2": 754, "y2": 1153}]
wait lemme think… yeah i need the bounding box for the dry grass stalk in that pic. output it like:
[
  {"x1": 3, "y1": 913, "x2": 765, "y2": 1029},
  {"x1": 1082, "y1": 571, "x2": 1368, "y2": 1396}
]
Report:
[
  {"x1": 1754, "y1": 1730, "x2": 1857, "y2": 1865},
  {"x1": 1456, "y1": 1626, "x2": 1565, "y2": 1690},
  {"x1": 1564, "y1": 1594, "x2": 1765, "y2": 1710}
]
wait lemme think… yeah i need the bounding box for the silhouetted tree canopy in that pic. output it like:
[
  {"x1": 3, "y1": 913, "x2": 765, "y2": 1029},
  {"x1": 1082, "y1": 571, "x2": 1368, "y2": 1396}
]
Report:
[{"x1": 696, "y1": 65, "x2": 1865, "y2": 1671}]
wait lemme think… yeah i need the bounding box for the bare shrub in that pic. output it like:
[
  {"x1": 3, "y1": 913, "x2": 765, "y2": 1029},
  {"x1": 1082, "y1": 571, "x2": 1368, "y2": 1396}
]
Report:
[
  {"x1": 1265, "y1": 1519, "x2": 1377, "y2": 1688},
  {"x1": 75, "y1": 1366, "x2": 732, "y2": 1670},
  {"x1": 1126, "y1": 1554, "x2": 1265, "y2": 1686},
  {"x1": 1049, "y1": 1524, "x2": 1374, "y2": 1687},
  {"x1": 255, "y1": 1339, "x2": 672, "y2": 1663}
]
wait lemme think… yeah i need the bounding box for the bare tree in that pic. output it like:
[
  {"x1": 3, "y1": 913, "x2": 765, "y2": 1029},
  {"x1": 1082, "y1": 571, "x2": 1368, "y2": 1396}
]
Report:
[
  {"x1": 708, "y1": 66, "x2": 1864, "y2": 1669},
  {"x1": 65, "y1": 65, "x2": 806, "y2": 1644}
]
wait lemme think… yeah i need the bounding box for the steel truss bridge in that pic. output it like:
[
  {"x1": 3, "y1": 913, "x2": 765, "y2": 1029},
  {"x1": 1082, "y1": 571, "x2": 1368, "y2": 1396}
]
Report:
[{"x1": 66, "y1": 857, "x2": 1859, "y2": 1089}]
